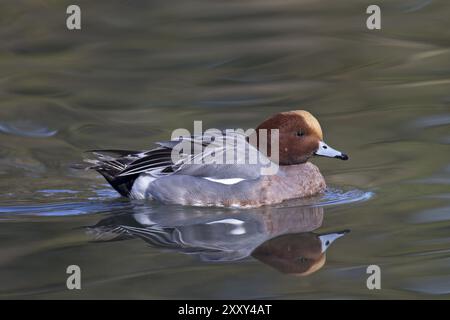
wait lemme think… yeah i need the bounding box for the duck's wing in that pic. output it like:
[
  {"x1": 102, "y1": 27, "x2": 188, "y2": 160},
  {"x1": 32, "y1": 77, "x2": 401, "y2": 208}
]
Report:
[
  {"x1": 86, "y1": 146, "x2": 175, "y2": 196},
  {"x1": 86, "y1": 136, "x2": 206, "y2": 196},
  {"x1": 87, "y1": 132, "x2": 273, "y2": 195},
  {"x1": 116, "y1": 132, "x2": 268, "y2": 180},
  {"x1": 114, "y1": 147, "x2": 177, "y2": 177},
  {"x1": 87, "y1": 148, "x2": 173, "y2": 174},
  {"x1": 173, "y1": 132, "x2": 270, "y2": 180}
]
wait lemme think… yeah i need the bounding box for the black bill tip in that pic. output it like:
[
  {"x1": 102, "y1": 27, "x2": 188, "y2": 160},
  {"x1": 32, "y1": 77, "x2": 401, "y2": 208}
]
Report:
[{"x1": 335, "y1": 153, "x2": 349, "y2": 160}]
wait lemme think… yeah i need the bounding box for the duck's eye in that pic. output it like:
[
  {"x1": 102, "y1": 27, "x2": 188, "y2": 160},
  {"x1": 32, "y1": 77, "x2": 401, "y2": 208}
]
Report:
[
  {"x1": 296, "y1": 130, "x2": 305, "y2": 137},
  {"x1": 297, "y1": 256, "x2": 308, "y2": 263}
]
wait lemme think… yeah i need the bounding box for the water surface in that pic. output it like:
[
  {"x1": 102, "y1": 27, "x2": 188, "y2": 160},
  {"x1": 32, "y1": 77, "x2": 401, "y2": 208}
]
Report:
[{"x1": 1, "y1": 0, "x2": 450, "y2": 299}]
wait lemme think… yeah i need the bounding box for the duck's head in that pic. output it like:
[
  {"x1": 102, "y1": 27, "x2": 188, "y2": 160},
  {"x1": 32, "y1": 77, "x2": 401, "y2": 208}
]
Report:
[{"x1": 256, "y1": 110, "x2": 349, "y2": 165}]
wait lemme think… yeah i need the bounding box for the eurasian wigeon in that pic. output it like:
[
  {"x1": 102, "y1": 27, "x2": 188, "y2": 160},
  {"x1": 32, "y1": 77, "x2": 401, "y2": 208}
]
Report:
[{"x1": 87, "y1": 110, "x2": 348, "y2": 207}]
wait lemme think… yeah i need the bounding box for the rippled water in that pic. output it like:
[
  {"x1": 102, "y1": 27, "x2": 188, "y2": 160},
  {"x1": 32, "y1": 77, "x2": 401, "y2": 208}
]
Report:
[{"x1": 1, "y1": 0, "x2": 450, "y2": 299}]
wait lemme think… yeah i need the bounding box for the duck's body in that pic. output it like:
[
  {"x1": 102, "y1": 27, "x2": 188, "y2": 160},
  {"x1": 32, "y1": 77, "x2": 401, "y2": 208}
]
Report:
[
  {"x1": 130, "y1": 162, "x2": 325, "y2": 207},
  {"x1": 87, "y1": 110, "x2": 348, "y2": 207}
]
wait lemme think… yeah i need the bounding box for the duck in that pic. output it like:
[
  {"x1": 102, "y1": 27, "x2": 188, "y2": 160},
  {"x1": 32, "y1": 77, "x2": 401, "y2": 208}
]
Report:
[{"x1": 87, "y1": 110, "x2": 348, "y2": 207}]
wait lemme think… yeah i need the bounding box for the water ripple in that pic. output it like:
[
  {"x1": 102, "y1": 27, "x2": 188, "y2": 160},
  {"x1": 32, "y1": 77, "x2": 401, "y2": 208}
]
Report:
[
  {"x1": 0, "y1": 187, "x2": 373, "y2": 217},
  {"x1": 0, "y1": 121, "x2": 57, "y2": 138},
  {"x1": 278, "y1": 188, "x2": 374, "y2": 209},
  {"x1": 0, "y1": 200, "x2": 131, "y2": 217}
]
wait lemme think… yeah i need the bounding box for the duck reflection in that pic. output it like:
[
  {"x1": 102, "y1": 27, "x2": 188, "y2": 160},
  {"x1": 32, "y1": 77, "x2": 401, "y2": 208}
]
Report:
[
  {"x1": 252, "y1": 230, "x2": 347, "y2": 276},
  {"x1": 87, "y1": 204, "x2": 349, "y2": 276}
]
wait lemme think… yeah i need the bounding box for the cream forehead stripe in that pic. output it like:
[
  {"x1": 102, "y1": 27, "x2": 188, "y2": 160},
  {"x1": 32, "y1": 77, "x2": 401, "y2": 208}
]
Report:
[{"x1": 284, "y1": 110, "x2": 323, "y2": 140}]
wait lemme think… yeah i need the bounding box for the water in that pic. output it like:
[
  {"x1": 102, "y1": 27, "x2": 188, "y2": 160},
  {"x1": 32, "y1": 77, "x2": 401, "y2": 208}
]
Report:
[{"x1": 1, "y1": 0, "x2": 450, "y2": 299}]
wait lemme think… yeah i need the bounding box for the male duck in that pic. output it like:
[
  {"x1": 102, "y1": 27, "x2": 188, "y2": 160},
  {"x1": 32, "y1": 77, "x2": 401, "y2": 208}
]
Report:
[{"x1": 87, "y1": 110, "x2": 348, "y2": 207}]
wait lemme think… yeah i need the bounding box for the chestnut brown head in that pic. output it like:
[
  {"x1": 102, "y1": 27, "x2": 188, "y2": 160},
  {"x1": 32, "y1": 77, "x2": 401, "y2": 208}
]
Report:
[{"x1": 255, "y1": 110, "x2": 348, "y2": 165}]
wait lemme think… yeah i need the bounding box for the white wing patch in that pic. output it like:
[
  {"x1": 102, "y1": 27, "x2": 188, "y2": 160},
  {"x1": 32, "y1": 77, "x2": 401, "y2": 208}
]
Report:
[{"x1": 203, "y1": 177, "x2": 245, "y2": 185}]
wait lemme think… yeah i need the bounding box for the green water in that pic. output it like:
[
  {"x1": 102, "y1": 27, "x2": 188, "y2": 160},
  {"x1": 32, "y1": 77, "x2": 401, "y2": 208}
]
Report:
[{"x1": 1, "y1": 0, "x2": 450, "y2": 299}]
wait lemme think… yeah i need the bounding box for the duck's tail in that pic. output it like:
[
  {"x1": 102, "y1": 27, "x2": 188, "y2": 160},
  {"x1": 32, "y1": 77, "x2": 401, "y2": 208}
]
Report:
[{"x1": 83, "y1": 149, "x2": 142, "y2": 197}]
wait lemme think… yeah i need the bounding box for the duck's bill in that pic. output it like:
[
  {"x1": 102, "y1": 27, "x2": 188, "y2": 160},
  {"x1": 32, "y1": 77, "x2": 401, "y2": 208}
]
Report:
[
  {"x1": 314, "y1": 141, "x2": 349, "y2": 160},
  {"x1": 318, "y1": 229, "x2": 350, "y2": 253}
]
